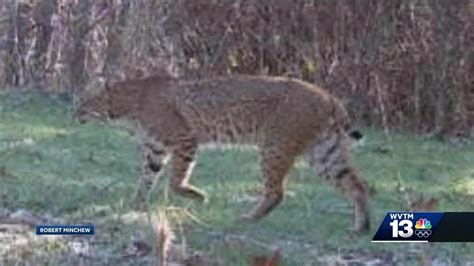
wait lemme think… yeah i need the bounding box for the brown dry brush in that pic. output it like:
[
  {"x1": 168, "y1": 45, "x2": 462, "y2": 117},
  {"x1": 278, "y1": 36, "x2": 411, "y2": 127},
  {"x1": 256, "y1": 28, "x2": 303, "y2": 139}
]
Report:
[
  {"x1": 153, "y1": 213, "x2": 175, "y2": 266},
  {"x1": 0, "y1": 0, "x2": 472, "y2": 137},
  {"x1": 250, "y1": 248, "x2": 281, "y2": 266}
]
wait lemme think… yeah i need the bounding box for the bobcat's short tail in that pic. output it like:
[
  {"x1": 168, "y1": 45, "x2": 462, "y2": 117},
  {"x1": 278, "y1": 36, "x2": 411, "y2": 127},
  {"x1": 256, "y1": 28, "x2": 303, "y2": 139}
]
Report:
[{"x1": 348, "y1": 129, "x2": 363, "y2": 140}]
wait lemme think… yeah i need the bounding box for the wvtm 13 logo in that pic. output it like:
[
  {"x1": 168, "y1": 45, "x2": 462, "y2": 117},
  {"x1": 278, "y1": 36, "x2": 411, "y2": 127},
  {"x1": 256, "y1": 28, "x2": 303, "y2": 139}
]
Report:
[{"x1": 372, "y1": 212, "x2": 474, "y2": 242}]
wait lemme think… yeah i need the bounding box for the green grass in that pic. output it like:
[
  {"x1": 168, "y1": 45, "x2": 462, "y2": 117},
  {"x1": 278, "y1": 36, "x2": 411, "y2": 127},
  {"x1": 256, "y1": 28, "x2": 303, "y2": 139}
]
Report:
[{"x1": 0, "y1": 91, "x2": 473, "y2": 265}]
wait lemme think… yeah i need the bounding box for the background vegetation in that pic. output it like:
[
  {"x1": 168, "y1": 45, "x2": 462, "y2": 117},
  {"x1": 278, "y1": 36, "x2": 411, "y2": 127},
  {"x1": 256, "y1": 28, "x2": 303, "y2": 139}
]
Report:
[
  {"x1": 0, "y1": 0, "x2": 473, "y2": 265},
  {"x1": 0, "y1": 0, "x2": 473, "y2": 136}
]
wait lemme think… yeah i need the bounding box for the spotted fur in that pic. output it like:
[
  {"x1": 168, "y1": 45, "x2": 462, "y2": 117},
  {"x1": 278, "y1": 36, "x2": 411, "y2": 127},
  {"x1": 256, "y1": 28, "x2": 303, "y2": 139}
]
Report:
[
  {"x1": 134, "y1": 127, "x2": 169, "y2": 209},
  {"x1": 75, "y1": 74, "x2": 370, "y2": 232}
]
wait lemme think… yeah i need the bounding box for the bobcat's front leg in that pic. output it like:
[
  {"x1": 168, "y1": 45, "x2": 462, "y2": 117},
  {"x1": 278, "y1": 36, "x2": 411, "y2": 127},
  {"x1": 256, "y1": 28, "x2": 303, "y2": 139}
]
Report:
[
  {"x1": 133, "y1": 134, "x2": 169, "y2": 210},
  {"x1": 168, "y1": 138, "x2": 207, "y2": 203}
]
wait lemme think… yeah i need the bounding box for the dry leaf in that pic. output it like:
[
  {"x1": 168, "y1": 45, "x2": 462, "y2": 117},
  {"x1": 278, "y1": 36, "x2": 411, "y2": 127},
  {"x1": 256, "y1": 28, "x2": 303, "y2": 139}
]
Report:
[{"x1": 250, "y1": 249, "x2": 281, "y2": 266}]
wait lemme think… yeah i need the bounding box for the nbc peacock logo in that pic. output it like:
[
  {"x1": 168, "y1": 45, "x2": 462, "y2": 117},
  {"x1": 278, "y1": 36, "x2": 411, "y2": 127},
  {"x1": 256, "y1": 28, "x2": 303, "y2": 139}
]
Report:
[
  {"x1": 414, "y1": 218, "x2": 432, "y2": 238},
  {"x1": 415, "y1": 218, "x2": 432, "y2": 229}
]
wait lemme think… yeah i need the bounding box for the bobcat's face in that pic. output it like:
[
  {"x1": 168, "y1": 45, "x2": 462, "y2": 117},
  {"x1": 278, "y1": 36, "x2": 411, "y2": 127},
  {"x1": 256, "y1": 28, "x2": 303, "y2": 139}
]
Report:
[{"x1": 74, "y1": 90, "x2": 112, "y2": 124}]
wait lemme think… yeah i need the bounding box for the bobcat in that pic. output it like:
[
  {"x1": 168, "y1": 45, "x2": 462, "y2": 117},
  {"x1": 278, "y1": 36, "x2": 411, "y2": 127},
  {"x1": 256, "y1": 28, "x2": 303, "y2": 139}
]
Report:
[{"x1": 75, "y1": 74, "x2": 370, "y2": 232}]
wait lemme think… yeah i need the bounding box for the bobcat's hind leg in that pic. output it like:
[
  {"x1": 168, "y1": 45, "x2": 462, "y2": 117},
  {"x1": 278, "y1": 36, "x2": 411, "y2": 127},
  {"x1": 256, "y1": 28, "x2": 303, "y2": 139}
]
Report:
[
  {"x1": 241, "y1": 145, "x2": 298, "y2": 222},
  {"x1": 331, "y1": 167, "x2": 370, "y2": 232},
  {"x1": 168, "y1": 138, "x2": 207, "y2": 203},
  {"x1": 133, "y1": 137, "x2": 169, "y2": 210},
  {"x1": 308, "y1": 135, "x2": 370, "y2": 232}
]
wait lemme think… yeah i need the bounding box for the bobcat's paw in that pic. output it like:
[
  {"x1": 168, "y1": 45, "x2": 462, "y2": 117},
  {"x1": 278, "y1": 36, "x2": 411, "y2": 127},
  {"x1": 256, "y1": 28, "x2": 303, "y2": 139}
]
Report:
[
  {"x1": 351, "y1": 219, "x2": 370, "y2": 234},
  {"x1": 131, "y1": 197, "x2": 148, "y2": 211},
  {"x1": 238, "y1": 212, "x2": 262, "y2": 223},
  {"x1": 189, "y1": 189, "x2": 208, "y2": 204}
]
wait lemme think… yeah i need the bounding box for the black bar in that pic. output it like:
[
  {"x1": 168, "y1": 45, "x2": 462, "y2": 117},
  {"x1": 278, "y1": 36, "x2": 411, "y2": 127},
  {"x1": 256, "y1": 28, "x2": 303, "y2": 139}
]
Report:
[{"x1": 430, "y1": 212, "x2": 474, "y2": 242}]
